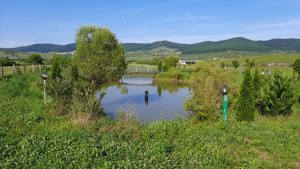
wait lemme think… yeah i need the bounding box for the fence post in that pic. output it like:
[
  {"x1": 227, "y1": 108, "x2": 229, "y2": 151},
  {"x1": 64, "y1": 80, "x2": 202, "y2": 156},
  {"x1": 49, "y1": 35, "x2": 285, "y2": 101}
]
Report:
[
  {"x1": 148, "y1": 65, "x2": 150, "y2": 73},
  {"x1": 39, "y1": 64, "x2": 41, "y2": 72},
  {"x1": 135, "y1": 65, "x2": 138, "y2": 72},
  {"x1": 32, "y1": 64, "x2": 34, "y2": 72},
  {"x1": 0, "y1": 64, "x2": 3, "y2": 78}
]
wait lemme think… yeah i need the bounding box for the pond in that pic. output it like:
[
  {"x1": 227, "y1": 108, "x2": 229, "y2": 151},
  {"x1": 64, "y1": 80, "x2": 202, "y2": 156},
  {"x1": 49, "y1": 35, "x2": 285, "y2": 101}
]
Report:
[{"x1": 102, "y1": 75, "x2": 191, "y2": 122}]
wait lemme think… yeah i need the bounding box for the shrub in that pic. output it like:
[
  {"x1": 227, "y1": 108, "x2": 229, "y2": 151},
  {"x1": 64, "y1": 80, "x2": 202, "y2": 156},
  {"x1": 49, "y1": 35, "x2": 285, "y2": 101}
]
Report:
[
  {"x1": 158, "y1": 61, "x2": 163, "y2": 72},
  {"x1": 259, "y1": 71, "x2": 295, "y2": 116},
  {"x1": 220, "y1": 61, "x2": 225, "y2": 69},
  {"x1": 51, "y1": 57, "x2": 62, "y2": 79},
  {"x1": 71, "y1": 81, "x2": 104, "y2": 117},
  {"x1": 232, "y1": 60, "x2": 239, "y2": 69},
  {"x1": 185, "y1": 63, "x2": 230, "y2": 121},
  {"x1": 71, "y1": 64, "x2": 79, "y2": 81},
  {"x1": 253, "y1": 68, "x2": 262, "y2": 104},
  {"x1": 47, "y1": 78, "x2": 73, "y2": 115},
  {"x1": 236, "y1": 67, "x2": 255, "y2": 121},
  {"x1": 27, "y1": 54, "x2": 43, "y2": 64},
  {"x1": 293, "y1": 58, "x2": 300, "y2": 76}
]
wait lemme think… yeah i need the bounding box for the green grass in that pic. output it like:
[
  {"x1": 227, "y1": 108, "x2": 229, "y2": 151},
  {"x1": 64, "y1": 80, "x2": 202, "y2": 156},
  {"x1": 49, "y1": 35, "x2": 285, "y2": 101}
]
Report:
[{"x1": 0, "y1": 67, "x2": 300, "y2": 168}]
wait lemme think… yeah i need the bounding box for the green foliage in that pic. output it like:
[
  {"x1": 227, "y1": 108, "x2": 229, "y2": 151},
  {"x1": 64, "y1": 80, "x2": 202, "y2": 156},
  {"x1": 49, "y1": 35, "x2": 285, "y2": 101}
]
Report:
[
  {"x1": 293, "y1": 58, "x2": 300, "y2": 75},
  {"x1": 245, "y1": 59, "x2": 255, "y2": 68},
  {"x1": 253, "y1": 68, "x2": 262, "y2": 104},
  {"x1": 51, "y1": 55, "x2": 62, "y2": 79},
  {"x1": 71, "y1": 64, "x2": 79, "y2": 81},
  {"x1": 185, "y1": 63, "x2": 230, "y2": 121},
  {"x1": 236, "y1": 67, "x2": 255, "y2": 121},
  {"x1": 0, "y1": 73, "x2": 40, "y2": 98},
  {"x1": 27, "y1": 53, "x2": 43, "y2": 64},
  {"x1": 74, "y1": 26, "x2": 126, "y2": 85},
  {"x1": 162, "y1": 55, "x2": 178, "y2": 71},
  {"x1": 1, "y1": 72, "x2": 300, "y2": 168},
  {"x1": 231, "y1": 60, "x2": 239, "y2": 69},
  {"x1": 220, "y1": 61, "x2": 225, "y2": 69},
  {"x1": 71, "y1": 81, "x2": 104, "y2": 116},
  {"x1": 0, "y1": 57, "x2": 16, "y2": 66},
  {"x1": 259, "y1": 71, "x2": 296, "y2": 116},
  {"x1": 158, "y1": 61, "x2": 163, "y2": 72},
  {"x1": 47, "y1": 78, "x2": 73, "y2": 115}
]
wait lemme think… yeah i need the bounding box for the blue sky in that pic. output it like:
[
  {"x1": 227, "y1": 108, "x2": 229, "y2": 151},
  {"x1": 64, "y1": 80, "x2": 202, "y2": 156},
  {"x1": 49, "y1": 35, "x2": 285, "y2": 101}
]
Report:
[{"x1": 1, "y1": 0, "x2": 300, "y2": 47}]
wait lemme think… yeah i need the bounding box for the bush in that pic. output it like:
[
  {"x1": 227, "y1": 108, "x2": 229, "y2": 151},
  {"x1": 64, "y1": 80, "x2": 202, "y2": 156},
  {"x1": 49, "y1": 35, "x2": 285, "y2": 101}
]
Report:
[
  {"x1": 47, "y1": 78, "x2": 73, "y2": 115},
  {"x1": 51, "y1": 57, "x2": 62, "y2": 79},
  {"x1": 0, "y1": 57, "x2": 16, "y2": 66},
  {"x1": 185, "y1": 63, "x2": 231, "y2": 121},
  {"x1": 259, "y1": 71, "x2": 296, "y2": 116},
  {"x1": 232, "y1": 60, "x2": 239, "y2": 69},
  {"x1": 71, "y1": 81, "x2": 104, "y2": 117},
  {"x1": 71, "y1": 64, "x2": 79, "y2": 81},
  {"x1": 162, "y1": 55, "x2": 179, "y2": 71},
  {"x1": 236, "y1": 67, "x2": 255, "y2": 121},
  {"x1": 293, "y1": 58, "x2": 300, "y2": 76},
  {"x1": 27, "y1": 54, "x2": 43, "y2": 64}
]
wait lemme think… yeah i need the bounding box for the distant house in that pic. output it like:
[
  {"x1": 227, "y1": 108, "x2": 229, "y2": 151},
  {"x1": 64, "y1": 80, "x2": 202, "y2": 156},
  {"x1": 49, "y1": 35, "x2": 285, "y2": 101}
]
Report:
[{"x1": 179, "y1": 60, "x2": 197, "y2": 65}]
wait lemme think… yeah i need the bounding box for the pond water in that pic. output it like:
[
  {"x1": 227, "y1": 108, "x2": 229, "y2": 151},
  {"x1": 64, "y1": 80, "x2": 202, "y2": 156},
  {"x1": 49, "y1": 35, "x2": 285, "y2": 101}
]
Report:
[{"x1": 102, "y1": 76, "x2": 191, "y2": 122}]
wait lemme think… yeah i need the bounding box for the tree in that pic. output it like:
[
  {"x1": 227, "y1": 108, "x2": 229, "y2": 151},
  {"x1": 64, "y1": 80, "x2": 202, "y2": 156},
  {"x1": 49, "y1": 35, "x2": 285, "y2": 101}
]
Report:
[
  {"x1": 232, "y1": 60, "x2": 239, "y2": 69},
  {"x1": 51, "y1": 55, "x2": 62, "y2": 79},
  {"x1": 27, "y1": 54, "x2": 43, "y2": 64},
  {"x1": 253, "y1": 68, "x2": 261, "y2": 104},
  {"x1": 163, "y1": 55, "x2": 178, "y2": 71},
  {"x1": 293, "y1": 58, "x2": 300, "y2": 75},
  {"x1": 236, "y1": 67, "x2": 255, "y2": 121},
  {"x1": 259, "y1": 71, "x2": 295, "y2": 116},
  {"x1": 158, "y1": 61, "x2": 163, "y2": 72},
  {"x1": 74, "y1": 26, "x2": 126, "y2": 86}
]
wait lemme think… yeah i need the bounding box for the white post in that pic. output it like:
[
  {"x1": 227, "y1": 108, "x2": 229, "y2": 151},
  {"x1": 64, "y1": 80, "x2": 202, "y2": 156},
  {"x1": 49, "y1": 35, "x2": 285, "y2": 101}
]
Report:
[
  {"x1": 135, "y1": 65, "x2": 138, "y2": 72},
  {"x1": 43, "y1": 79, "x2": 46, "y2": 104},
  {"x1": 148, "y1": 65, "x2": 150, "y2": 73},
  {"x1": 13, "y1": 64, "x2": 15, "y2": 75},
  {"x1": 32, "y1": 64, "x2": 34, "y2": 72},
  {"x1": 39, "y1": 64, "x2": 41, "y2": 72}
]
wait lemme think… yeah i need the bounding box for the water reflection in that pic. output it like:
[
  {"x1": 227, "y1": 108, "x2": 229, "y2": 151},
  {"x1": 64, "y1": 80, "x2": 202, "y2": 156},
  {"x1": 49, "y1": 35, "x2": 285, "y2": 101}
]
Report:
[{"x1": 102, "y1": 76, "x2": 191, "y2": 122}]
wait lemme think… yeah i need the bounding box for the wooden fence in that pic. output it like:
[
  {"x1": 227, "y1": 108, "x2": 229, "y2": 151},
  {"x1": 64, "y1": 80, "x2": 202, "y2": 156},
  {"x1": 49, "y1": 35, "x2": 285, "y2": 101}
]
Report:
[{"x1": 0, "y1": 64, "x2": 50, "y2": 78}]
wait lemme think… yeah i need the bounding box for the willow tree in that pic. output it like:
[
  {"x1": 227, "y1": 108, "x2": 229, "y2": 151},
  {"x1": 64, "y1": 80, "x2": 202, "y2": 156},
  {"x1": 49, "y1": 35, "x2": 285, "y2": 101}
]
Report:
[{"x1": 74, "y1": 26, "x2": 126, "y2": 86}]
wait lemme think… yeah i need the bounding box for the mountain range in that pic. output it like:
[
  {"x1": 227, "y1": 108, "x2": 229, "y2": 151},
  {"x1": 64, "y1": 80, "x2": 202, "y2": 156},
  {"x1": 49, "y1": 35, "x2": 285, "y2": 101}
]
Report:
[{"x1": 1, "y1": 37, "x2": 300, "y2": 54}]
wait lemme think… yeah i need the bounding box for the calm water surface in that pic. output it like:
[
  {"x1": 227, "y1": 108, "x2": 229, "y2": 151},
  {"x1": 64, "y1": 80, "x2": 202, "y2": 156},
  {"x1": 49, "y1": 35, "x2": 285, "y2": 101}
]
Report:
[{"x1": 102, "y1": 76, "x2": 191, "y2": 122}]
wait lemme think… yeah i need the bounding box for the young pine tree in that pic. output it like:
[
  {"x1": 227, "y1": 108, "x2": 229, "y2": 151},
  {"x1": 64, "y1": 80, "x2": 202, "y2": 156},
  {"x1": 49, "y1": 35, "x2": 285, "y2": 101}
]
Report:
[
  {"x1": 158, "y1": 61, "x2": 163, "y2": 72},
  {"x1": 236, "y1": 67, "x2": 255, "y2": 121},
  {"x1": 253, "y1": 68, "x2": 261, "y2": 104},
  {"x1": 51, "y1": 60, "x2": 61, "y2": 79}
]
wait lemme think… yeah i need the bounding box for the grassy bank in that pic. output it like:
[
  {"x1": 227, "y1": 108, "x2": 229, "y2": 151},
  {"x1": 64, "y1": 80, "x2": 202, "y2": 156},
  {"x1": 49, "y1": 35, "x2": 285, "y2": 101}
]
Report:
[{"x1": 1, "y1": 73, "x2": 300, "y2": 168}]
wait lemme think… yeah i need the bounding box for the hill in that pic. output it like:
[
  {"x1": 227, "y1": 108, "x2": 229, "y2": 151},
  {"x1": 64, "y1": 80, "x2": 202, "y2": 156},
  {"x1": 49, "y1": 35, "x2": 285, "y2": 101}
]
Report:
[{"x1": 1, "y1": 37, "x2": 300, "y2": 57}]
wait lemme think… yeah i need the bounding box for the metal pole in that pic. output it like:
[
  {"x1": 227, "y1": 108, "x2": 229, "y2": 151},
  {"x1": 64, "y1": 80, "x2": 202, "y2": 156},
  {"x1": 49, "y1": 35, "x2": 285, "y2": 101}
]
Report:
[
  {"x1": 222, "y1": 93, "x2": 228, "y2": 121},
  {"x1": 43, "y1": 79, "x2": 46, "y2": 104}
]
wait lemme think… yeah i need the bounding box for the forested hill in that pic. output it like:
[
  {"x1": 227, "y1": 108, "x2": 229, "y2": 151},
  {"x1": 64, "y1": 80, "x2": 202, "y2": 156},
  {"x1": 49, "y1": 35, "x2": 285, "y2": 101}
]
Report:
[{"x1": 1, "y1": 37, "x2": 300, "y2": 54}]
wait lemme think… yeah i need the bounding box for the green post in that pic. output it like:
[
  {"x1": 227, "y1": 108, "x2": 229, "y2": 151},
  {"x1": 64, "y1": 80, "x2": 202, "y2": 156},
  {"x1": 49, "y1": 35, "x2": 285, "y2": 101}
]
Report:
[{"x1": 222, "y1": 87, "x2": 228, "y2": 121}]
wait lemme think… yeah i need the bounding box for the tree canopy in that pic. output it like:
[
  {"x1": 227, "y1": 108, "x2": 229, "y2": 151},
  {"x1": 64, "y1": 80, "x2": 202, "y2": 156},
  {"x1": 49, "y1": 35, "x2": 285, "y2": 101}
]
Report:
[
  {"x1": 74, "y1": 26, "x2": 126, "y2": 85},
  {"x1": 27, "y1": 54, "x2": 43, "y2": 64}
]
